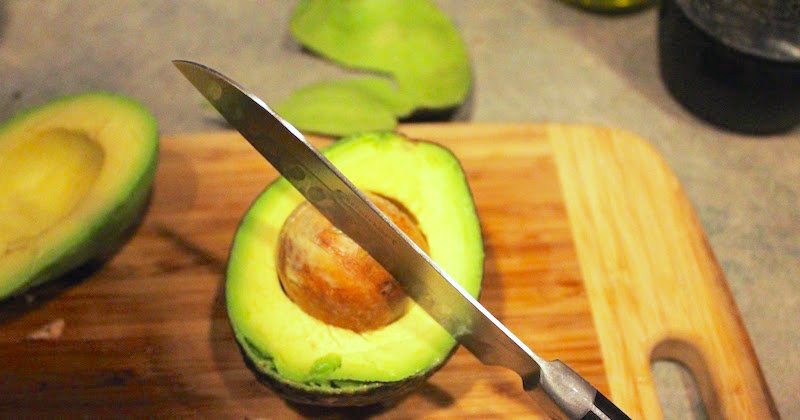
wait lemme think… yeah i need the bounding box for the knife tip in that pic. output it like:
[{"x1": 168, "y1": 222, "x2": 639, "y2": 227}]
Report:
[{"x1": 171, "y1": 59, "x2": 194, "y2": 70}]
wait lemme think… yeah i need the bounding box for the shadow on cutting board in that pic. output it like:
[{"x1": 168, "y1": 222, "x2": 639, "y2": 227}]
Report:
[
  {"x1": 0, "y1": 191, "x2": 152, "y2": 326},
  {"x1": 0, "y1": 260, "x2": 104, "y2": 326}
]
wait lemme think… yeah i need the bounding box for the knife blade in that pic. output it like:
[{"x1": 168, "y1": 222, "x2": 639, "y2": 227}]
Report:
[{"x1": 174, "y1": 60, "x2": 630, "y2": 420}]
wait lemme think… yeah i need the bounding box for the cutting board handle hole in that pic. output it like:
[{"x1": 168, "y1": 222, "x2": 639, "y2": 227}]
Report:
[
  {"x1": 651, "y1": 339, "x2": 720, "y2": 419},
  {"x1": 651, "y1": 360, "x2": 707, "y2": 419}
]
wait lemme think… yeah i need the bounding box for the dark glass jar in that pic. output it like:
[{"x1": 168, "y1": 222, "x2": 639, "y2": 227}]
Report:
[{"x1": 658, "y1": 0, "x2": 800, "y2": 134}]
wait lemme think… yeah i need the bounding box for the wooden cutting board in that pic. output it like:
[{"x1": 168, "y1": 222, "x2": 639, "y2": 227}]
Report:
[{"x1": 0, "y1": 123, "x2": 777, "y2": 418}]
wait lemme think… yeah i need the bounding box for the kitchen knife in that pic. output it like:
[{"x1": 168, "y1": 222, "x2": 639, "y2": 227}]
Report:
[{"x1": 174, "y1": 60, "x2": 630, "y2": 420}]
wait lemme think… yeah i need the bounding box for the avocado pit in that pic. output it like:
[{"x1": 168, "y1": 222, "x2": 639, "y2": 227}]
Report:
[{"x1": 277, "y1": 192, "x2": 428, "y2": 332}]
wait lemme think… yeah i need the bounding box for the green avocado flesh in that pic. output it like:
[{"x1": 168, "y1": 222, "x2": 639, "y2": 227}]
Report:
[
  {"x1": 0, "y1": 93, "x2": 158, "y2": 299},
  {"x1": 278, "y1": 0, "x2": 471, "y2": 137},
  {"x1": 226, "y1": 132, "x2": 483, "y2": 405}
]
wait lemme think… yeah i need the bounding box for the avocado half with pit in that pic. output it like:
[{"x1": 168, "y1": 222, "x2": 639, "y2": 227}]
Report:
[
  {"x1": 226, "y1": 132, "x2": 483, "y2": 406},
  {"x1": 0, "y1": 93, "x2": 158, "y2": 299}
]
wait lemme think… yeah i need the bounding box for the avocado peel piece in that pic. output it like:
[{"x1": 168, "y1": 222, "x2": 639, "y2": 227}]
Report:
[
  {"x1": 226, "y1": 132, "x2": 483, "y2": 406},
  {"x1": 0, "y1": 93, "x2": 158, "y2": 299},
  {"x1": 278, "y1": 0, "x2": 471, "y2": 137},
  {"x1": 273, "y1": 77, "x2": 408, "y2": 137},
  {"x1": 339, "y1": 77, "x2": 415, "y2": 118},
  {"x1": 289, "y1": 0, "x2": 471, "y2": 108}
]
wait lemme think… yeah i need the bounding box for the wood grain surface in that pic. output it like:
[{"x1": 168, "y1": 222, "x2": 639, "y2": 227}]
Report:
[
  {"x1": 0, "y1": 123, "x2": 774, "y2": 418},
  {"x1": 545, "y1": 125, "x2": 779, "y2": 419}
]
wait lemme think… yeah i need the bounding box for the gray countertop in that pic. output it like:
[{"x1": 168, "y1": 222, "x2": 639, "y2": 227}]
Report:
[{"x1": 1, "y1": 1, "x2": 797, "y2": 418}]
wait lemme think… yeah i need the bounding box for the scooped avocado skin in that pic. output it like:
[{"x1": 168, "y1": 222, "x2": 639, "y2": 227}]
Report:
[
  {"x1": 226, "y1": 132, "x2": 483, "y2": 406},
  {"x1": 0, "y1": 93, "x2": 158, "y2": 299},
  {"x1": 273, "y1": 78, "x2": 405, "y2": 137},
  {"x1": 290, "y1": 0, "x2": 471, "y2": 108},
  {"x1": 279, "y1": 0, "x2": 472, "y2": 136}
]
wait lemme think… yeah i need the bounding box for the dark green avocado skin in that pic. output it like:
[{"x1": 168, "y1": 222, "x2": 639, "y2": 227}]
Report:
[{"x1": 235, "y1": 340, "x2": 458, "y2": 407}]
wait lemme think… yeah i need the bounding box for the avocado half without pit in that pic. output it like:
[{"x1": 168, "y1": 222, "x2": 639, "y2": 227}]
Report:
[
  {"x1": 226, "y1": 132, "x2": 484, "y2": 406},
  {"x1": 0, "y1": 93, "x2": 158, "y2": 299}
]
